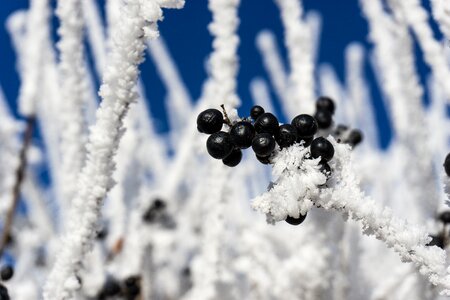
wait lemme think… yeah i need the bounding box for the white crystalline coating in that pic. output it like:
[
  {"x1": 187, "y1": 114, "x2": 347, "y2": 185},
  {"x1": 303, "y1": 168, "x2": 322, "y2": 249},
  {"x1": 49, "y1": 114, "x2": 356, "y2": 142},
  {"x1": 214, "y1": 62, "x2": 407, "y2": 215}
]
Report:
[
  {"x1": 43, "y1": 1, "x2": 184, "y2": 299},
  {"x1": 275, "y1": 0, "x2": 315, "y2": 115},
  {"x1": 251, "y1": 143, "x2": 327, "y2": 223},
  {"x1": 431, "y1": 0, "x2": 450, "y2": 41}
]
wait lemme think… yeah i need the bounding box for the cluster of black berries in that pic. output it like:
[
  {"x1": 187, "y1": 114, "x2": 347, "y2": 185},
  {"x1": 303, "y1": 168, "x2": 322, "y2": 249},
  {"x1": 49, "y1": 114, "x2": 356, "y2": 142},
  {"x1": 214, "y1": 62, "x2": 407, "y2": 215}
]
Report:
[
  {"x1": 0, "y1": 265, "x2": 13, "y2": 300},
  {"x1": 334, "y1": 125, "x2": 363, "y2": 147},
  {"x1": 197, "y1": 97, "x2": 338, "y2": 168},
  {"x1": 97, "y1": 276, "x2": 140, "y2": 300},
  {"x1": 427, "y1": 211, "x2": 450, "y2": 249},
  {"x1": 142, "y1": 198, "x2": 176, "y2": 229}
]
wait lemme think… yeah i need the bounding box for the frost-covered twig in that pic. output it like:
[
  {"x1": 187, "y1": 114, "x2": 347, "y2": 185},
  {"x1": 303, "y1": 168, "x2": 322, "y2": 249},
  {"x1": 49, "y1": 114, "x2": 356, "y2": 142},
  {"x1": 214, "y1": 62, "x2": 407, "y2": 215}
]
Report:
[
  {"x1": 275, "y1": 0, "x2": 315, "y2": 115},
  {"x1": 43, "y1": 1, "x2": 184, "y2": 298},
  {"x1": 249, "y1": 78, "x2": 275, "y2": 114},
  {"x1": 430, "y1": 0, "x2": 450, "y2": 43}
]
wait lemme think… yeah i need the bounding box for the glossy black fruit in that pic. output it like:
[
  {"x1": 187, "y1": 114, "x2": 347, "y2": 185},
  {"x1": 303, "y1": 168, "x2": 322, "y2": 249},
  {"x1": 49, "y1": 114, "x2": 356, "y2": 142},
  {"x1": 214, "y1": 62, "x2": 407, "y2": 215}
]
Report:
[
  {"x1": 0, "y1": 284, "x2": 9, "y2": 300},
  {"x1": 285, "y1": 213, "x2": 307, "y2": 225},
  {"x1": 256, "y1": 154, "x2": 271, "y2": 165},
  {"x1": 252, "y1": 133, "x2": 276, "y2": 157},
  {"x1": 254, "y1": 113, "x2": 279, "y2": 135},
  {"x1": 439, "y1": 211, "x2": 450, "y2": 224},
  {"x1": 314, "y1": 110, "x2": 333, "y2": 129},
  {"x1": 275, "y1": 124, "x2": 298, "y2": 148},
  {"x1": 206, "y1": 131, "x2": 235, "y2": 159},
  {"x1": 310, "y1": 137, "x2": 334, "y2": 161},
  {"x1": 427, "y1": 235, "x2": 445, "y2": 249},
  {"x1": 348, "y1": 129, "x2": 363, "y2": 146},
  {"x1": 0, "y1": 266, "x2": 13, "y2": 281},
  {"x1": 250, "y1": 105, "x2": 265, "y2": 120},
  {"x1": 444, "y1": 153, "x2": 450, "y2": 177},
  {"x1": 230, "y1": 121, "x2": 255, "y2": 149},
  {"x1": 197, "y1": 109, "x2": 224, "y2": 134},
  {"x1": 222, "y1": 149, "x2": 242, "y2": 167},
  {"x1": 316, "y1": 96, "x2": 335, "y2": 114},
  {"x1": 291, "y1": 114, "x2": 317, "y2": 138},
  {"x1": 298, "y1": 136, "x2": 314, "y2": 147}
]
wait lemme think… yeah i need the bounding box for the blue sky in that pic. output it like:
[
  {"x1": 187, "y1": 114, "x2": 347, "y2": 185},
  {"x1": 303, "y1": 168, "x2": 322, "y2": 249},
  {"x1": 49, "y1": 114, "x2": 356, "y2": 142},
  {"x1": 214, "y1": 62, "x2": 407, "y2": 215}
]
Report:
[{"x1": 0, "y1": 1, "x2": 442, "y2": 148}]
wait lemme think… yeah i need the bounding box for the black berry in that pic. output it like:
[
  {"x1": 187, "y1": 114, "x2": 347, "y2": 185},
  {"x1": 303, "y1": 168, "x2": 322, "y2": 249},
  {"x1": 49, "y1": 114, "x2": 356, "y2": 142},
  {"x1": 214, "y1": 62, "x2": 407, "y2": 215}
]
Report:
[
  {"x1": 314, "y1": 110, "x2": 333, "y2": 129},
  {"x1": 0, "y1": 284, "x2": 9, "y2": 300},
  {"x1": 222, "y1": 149, "x2": 242, "y2": 167},
  {"x1": 275, "y1": 124, "x2": 298, "y2": 148},
  {"x1": 197, "y1": 109, "x2": 224, "y2": 134},
  {"x1": 124, "y1": 276, "x2": 140, "y2": 297},
  {"x1": 256, "y1": 154, "x2": 271, "y2": 165},
  {"x1": 285, "y1": 213, "x2": 307, "y2": 225},
  {"x1": 142, "y1": 199, "x2": 166, "y2": 223},
  {"x1": 335, "y1": 124, "x2": 348, "y2": 135},
  {"x1": 230, "y1": 121, "x2": 255, "y2": 149},
  {"x1": 254, "y1": 113, "x2": 279, "y2": 136},
  {"x1": 0, "y1": 266, "x2": 13, "y2": 281},
  {"x1": 427, "y1": 235, "x2": 444, "y2": 249},
  {"x1": 291, "y1": 114, "x2": 317, "y2": 138},
  {"x1": 310, "y1": 137, "x2": 334, "y2": 161},
  {"x1": 206, "y1": 131, "x2": 234, "y2": 159},
  {"x1": 101, "y1": 278, "x2": 122, "y2": 296},
  {"x1": 316, "y1": 96, "x2": 335, "y2": 114},
  {"x1": 348, "y1": 129, "x2": 363, "y2": 147},
  {"x1": 439, "y1": 211, "x2": 450, "y2": 224},
  {"x1": 252, "y1": 133, "x2": 276, "y2": 157},
  {"x1": 96, "y1": 226, "x2": 108, "y2": 240},
  {"x1": 444, "y1": 153, "x2": 450, "y2": 177},
  {"x1": 250, "y1": 105, "x2": 265, "y2": 120}
]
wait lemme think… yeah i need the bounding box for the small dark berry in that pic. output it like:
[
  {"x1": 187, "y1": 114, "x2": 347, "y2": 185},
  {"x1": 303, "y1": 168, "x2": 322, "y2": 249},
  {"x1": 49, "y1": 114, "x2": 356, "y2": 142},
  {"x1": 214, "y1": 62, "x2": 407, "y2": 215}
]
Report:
[
  {"x1": 334, "y1": 124, "x2": 348, "y2": 135},
  {"x1": 230, "y1": 121, "x2": 255, "y2": 149},
  {"x1": 298, "y1": 136, "x2": 314, "y2": 147},
  {"x1": 256, "y1": 154, "x2": 271, "y2": 165},
  {"x1": 197, "y1": 109, "x2": 224, "y2": 134},
  {"x1": 444, "y1": 153, "x2": 450, "y2": 177},
  {"x1": 96, "y1": 226, "x2": 108, "y2": 240},
  {"x1": 254, "y1": 113, "x2": 279, "y2": 136},
  {"x1": 152, "y1": 199, "x2": 166, "y2": 210},
  {"x1": 252, "y1": 133, "x2": 276, "y2": 157},
  {"x1": 427, "y1": 235, "x2": 445, "y2": 249},
  {"x1": 250, "y1": 105, "x2": 265, "y2": 120},
  {"x1": 102, "y1": 278, "x2": 121, "y2": 296},
  {"x1": 291, "y1": 114, "x2": 317, "y2": 138},
  {"x1": 222, "y1": 149, "x2": 242, "y2": 167},
  {"x1": 314, "y1": 110, "x2": 333, "y2": 129},
  {"x1": 348, "y1": 129, "x2": 363, "y2": 147},
  {"x1": 319, "y1": 160, "x2": 332, "y2": 178},
  {"x1": 316, "y1": 96, "x2": 335, "y2": 114},
  {"x1": 439, "y1": 211, "x2": 450, "y2": 224},
  {"x1": 275, "y1": 124, "x2": 298, "y2": 149},
  {"x1": 0, "y1": 266, "x2": 13, "y2": 281},
  {"x1": 285, "y1": 213, "x2": 307, "y2": 225},
  {"x1": 0, "y1": 284, "x2": 9, "y2": 300},
  {"x1": 310, "y1": 137, "x2": 334, "y2": 161},
  {"x1": 206, "y1": 132, "x2": 234, "y2": 159}
]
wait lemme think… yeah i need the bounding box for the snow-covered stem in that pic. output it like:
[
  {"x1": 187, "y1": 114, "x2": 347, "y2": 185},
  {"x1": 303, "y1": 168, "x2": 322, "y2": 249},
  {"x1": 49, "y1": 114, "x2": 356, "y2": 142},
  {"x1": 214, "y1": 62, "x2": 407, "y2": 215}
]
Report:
[
  {"x1": 43, "y1": 1, "x2": 184, "y2": 298},
  {"x1": 249, "y1": 77, "x2": 275, "y2": 114},
  {"x1": 147, "y1": 37, "x2": 192, "y2": 135},
  {"x1": 255, "y1": 31, "x2": 288, "y2": 104},
  {"x1": 275, "y1": 0, "x2": 315, "y2": 115},
  {"x1": 55, "y1": 0, "x2": 89, "y2": 206},
  {"x1": 387, "y1": 0, "x2": 450, "y2": 100},
  {"x1": 430, "y1": 0, "x2": 450, "y2": 45}
]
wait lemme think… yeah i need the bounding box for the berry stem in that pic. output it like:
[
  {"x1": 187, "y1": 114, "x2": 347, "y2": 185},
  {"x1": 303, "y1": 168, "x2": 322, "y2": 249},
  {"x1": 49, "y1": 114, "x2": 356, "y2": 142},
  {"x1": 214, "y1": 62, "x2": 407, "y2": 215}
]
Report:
[{"x1": 220, "y1": 104, "x2": 233, "y2": 127}]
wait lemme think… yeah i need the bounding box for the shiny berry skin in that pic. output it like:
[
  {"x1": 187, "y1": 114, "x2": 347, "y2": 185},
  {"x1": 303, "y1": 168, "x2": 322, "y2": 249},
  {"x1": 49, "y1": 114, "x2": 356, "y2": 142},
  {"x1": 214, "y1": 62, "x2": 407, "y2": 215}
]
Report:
[
  {"x1": 439, "y1": 211, "x2": 450, "y2": 224},
  {"x1": 197, "y1": 109, "x2": 224, "y2": 134},
  {"x1": 298, "y1": 136, "x2": 314, "y2": 147},
  {"x1": 252, "y1": 133, "x2": 276, "y2": 157},
  {"x1": 254, "y1": 113, "x2": 279, "y2": 135},
  {"x1": 0, "y1": 266, "x2": 13, "y2": 281},
  {"x1": 0, "y1": 284, "x2": 9, "y2": 300},
  {"x1": 316, "y1": 96, "x2": 335, "y2": 114},
  {"x1": 310, "y1": 137, "x2": 334, "y2": 161},
  {"x1": 250, "y1": 105, "x2": 265, "y2": 120},
  {"x1": 230, "y1": 121, "x2": 255, "y2": 149},
  {"x1": 314, "y1": 110, "x2": 333, "y2": 129},
  {"x1": 222, "y1": 149, "x2": 242, "y2": 167},
  {"x1": 256, "y1": 154, "x2": 271, "y2": 165},
  {"x1": 285, "y1": 213, "x2": 307, "y2": 225},
  {"x1": 291, "y1": 114, "x2": 317, "y2": 138},
  {"x1": 444, "y1": 153, "x2": 450, "y2": 177},
  {"x1": 275, "y1": 124, "x2": 298, "y2": 148},
  {"x1": 427, "y1": 235, "x2": 444, "y2": 248},
  {"x1": 206, "y1": 131, "x2": 234, "y2": 159},
  {"x1": 348, "y1": 129, "x2": 363, "y2": 147}
]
